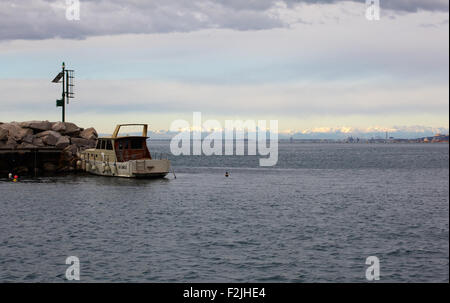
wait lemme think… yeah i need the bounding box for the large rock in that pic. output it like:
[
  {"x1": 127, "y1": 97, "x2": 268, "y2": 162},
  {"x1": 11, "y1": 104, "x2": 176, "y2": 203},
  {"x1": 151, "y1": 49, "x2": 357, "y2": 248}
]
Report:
[
  {"x1": 0, "y1": 123, "x2": 33, "y2": 141},
  {"x1": 35, "y1": 130, "x2": 62, "y2": 139},
  {"x1": 0, "y1": 121, "x2": 97, "y2": 160},
  {"x1": 51, "y1": 121, "x2": 66, "y2": 133},
  {"x1": 0, "y1": 127, "x2": 8, "y2": 141},
  {"x1": 43, "y1": 135, "x2": 58, "y2": 146},
  {"x1": 1, "y1": 138, "x2": 18, "y2": 149},
  {"x1": 52, "y1": 122, "x2": 80, "y2": 135},
  {"x1": 22, "y1": 134, "x2": 34, "y2": 144},
  {"x1": 36, "y1": 130, "x2": 61, "y2": 146},
  {"x1": 32, "y1": 137, "x2": 45, "y2": 147},
  {"x1": 71, "y1": 137, "x2": 90, "y2": 147},
  {"x1": 17, "y1": 142, "x2": 37, "y2": 149},
  {"x1": 64, "y1": 122, "x2": 81, "y2": 135},
  {"x1": 63, "y1": 144, "x2": 78, "y2": 156},
  {"x1": 19, "y1": 120, "x2": 52, "y2": 132},
  {"x1": 55, "y1": 136, "x2": 70, "y2": 149},
  {"x1": 79, "y1": 127, "x2": 98, "y2": 140}
]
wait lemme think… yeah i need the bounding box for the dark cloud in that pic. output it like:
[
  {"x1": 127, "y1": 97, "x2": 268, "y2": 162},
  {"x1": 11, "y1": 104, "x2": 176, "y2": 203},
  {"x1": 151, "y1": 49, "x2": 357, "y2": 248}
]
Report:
[
  {"x1": 0, "y1": 0, "x2": 448, "y2": 41},
  {"x1": 288, "y1": 0, "x2": 449, "y2": 12}
]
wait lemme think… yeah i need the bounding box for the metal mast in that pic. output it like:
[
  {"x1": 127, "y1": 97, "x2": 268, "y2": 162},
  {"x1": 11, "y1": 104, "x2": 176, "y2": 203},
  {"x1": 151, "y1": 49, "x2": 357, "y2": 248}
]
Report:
[{"x1": 52, "y1": 62, "x2": 75, "y2": 122}]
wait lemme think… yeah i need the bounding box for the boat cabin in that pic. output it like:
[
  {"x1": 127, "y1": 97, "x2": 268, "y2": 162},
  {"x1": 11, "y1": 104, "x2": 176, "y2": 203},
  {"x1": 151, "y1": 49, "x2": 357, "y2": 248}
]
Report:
[
  {"x1": 86, "y1": 124, "x2": 152, "y2": 163},
  {"x1": 113, "y1": 136, "x2": 151, "y2": 162}
]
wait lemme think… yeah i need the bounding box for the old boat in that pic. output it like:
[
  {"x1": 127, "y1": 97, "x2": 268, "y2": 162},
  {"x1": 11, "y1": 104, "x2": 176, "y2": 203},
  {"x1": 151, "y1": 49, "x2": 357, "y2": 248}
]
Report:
[{"x1": 78, "y1": 124, "x2": 170, "y2": 178}]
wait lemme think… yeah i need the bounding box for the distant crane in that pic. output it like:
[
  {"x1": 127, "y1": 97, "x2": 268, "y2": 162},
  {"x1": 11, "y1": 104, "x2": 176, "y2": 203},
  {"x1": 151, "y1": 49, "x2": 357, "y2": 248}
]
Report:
[{"x1": 51, "y1": 62, "x2": 74, "y2": 122}]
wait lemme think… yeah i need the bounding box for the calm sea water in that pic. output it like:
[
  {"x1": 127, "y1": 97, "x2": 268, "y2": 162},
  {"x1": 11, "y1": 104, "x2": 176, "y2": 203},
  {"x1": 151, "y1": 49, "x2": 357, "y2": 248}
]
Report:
[{"x1": 0, "y1": 142, "x2": 448, "y2": 282}]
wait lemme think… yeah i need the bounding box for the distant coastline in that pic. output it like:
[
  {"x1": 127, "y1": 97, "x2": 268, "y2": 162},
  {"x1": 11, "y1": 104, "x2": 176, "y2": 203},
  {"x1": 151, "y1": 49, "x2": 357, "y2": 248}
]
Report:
[{"x1": 98, "y1": 132, "x2": 450, "y2": 144}]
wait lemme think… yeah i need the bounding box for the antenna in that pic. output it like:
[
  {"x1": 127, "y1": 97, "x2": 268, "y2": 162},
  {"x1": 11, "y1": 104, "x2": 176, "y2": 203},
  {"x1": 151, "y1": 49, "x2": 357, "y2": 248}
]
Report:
[{"x1": 52, "y1": 62, "x2": 75, "y2": 122}]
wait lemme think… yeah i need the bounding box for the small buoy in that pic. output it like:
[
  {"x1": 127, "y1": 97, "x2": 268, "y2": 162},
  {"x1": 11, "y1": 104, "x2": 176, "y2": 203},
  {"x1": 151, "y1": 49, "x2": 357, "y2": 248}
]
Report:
[
  {"x1": 13, "y1": 179, "x2": 17, "y2": 182},
  {"x1": 14, "y1": 175, "x2": 18, "y2": 180},
  {"x1": 225, "y1": 171, "x2": 229, "y2": 177}
]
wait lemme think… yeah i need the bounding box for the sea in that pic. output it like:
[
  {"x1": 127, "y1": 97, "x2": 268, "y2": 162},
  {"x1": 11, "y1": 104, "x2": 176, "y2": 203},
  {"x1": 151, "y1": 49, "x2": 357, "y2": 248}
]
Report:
[{"x1": 0, "y1": 141, "x2": 448, "y2": 282}]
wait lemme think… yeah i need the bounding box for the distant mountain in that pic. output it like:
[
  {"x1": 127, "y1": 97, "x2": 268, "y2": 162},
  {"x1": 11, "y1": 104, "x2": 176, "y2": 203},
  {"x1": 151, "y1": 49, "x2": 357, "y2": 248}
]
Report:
[
  {"x1": 99, "y1": 126, "x2": 449, "y2": 140},
  {"x1": 288, "y1": 126, "x2": 449, "y2": 140}
]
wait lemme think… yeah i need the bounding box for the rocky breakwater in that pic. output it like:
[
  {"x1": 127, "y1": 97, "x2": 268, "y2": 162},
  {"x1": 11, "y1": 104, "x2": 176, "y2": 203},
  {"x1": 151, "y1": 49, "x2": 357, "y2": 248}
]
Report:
[{"x1": 0, "y1": 121, "x2": 97, "y2": 174}]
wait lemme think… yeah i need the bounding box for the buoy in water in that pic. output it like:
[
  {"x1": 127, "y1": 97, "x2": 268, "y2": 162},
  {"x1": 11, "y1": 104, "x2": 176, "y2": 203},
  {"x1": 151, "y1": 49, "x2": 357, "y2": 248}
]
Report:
[{"x1": 225, "y1": 171, "x2": 229, "y2": 177}]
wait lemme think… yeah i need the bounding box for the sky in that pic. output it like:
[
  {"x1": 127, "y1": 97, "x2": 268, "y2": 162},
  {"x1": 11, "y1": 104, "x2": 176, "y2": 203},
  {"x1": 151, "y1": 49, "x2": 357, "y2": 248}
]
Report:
[{"x1": 0, "y1": 0, "x2": 448, "y2": 134}]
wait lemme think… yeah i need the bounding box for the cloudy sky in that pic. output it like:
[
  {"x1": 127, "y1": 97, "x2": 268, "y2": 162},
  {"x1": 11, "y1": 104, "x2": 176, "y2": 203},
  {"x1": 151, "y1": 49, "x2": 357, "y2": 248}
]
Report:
[{"x1": 0, "y1": 0, "x2": 448, "y2": 133}]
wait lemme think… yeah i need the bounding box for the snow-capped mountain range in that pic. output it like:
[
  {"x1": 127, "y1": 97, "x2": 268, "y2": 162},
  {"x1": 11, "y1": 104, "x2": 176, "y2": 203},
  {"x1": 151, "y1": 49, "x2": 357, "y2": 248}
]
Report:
[{"x1": 129, "y1": 125, "x2": 449, "y2": 140}]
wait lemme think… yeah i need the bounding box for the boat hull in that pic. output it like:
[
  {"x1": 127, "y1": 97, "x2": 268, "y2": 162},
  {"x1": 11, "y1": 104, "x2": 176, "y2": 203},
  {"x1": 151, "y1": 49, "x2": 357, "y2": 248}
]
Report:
[{"x1": 81, "y1": 158, "x2": 170, "y2": 178}]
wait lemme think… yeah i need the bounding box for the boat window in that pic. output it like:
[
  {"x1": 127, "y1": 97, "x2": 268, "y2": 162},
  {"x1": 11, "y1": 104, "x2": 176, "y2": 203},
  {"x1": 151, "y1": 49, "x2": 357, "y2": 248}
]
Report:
[
  {"x1": 118, "y1": 140, "x2": 129, "y2": 150},
  {"x1": 96, "y1": 140, "x2": 101, "y2": 149},
  {"x1": 101, "y1": 140, "x2": 106, "y2": 150},
  {"x1": 106, "y1": 140, "x2": 113, "y2": 150},
  {"x1": 130, "y1": 138, "x2": 143, "y2": 149}
]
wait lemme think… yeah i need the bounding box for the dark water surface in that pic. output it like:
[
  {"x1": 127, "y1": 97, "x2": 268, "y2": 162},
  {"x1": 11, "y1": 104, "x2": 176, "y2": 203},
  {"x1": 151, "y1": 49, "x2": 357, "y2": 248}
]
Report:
[{"x1": 0, "y1": 142, "x2": 448, "y2": 282}]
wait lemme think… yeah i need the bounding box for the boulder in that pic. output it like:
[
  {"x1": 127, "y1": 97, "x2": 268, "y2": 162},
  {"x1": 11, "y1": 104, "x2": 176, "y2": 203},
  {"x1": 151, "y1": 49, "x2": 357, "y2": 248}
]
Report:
[
  {"x1": 17, "y1": 142, "x2": 37, "y2": 149},
  {"x1": 0, "y1": 127, "x2": 8, "y2": 141},
  {"x1": 71, "y1": 137, "x2": 90, "y2": 147},
  {"x1": 37, "y1": 131, "x2": 61, "y2": 146},
  {"x1": 79, "y1": 127, "x2": 98, "y2": 140},
  {"x1": 35, "y1": 130, "x2": 62, "y2": 139},
  {"x1": 1, "y1": 138, "x2": 18, "y2": 149},
  {"x1": 32, "y1": 137, "x2": 45, "y2": 147},
  {"x1": 22, "y1": 134, "x2": 34, "y2": 144},
  {"x1": 51, "y1": 121, "x2": 66, "y2": 133},
  {"x1": 52, "y1": 122, "x2": 80, "y2": 135},
  {"x1": 64, "y1": 122, "x2": 81, "y2": 135},
  {"x1": 55, "y1": 136, "x2": 70, "y2": 149},
  {"x1": 0, "y1": 123, "x2": 33, "y2": 141},
  {"x1": 19, "y1": 120, "x2": 52, "y2": 132},
  {"x1": 64, "y1": 144, "x2": 78, "y2": 156},
  {"x1": 43, "y1": 135, "x2": 58, "y2": 146}
]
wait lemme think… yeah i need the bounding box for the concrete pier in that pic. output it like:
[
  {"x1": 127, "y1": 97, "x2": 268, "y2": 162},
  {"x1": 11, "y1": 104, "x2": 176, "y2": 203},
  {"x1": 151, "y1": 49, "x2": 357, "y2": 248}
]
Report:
[{"x1": 0, "y1": 147, "x2": 66, "y2": 176}]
